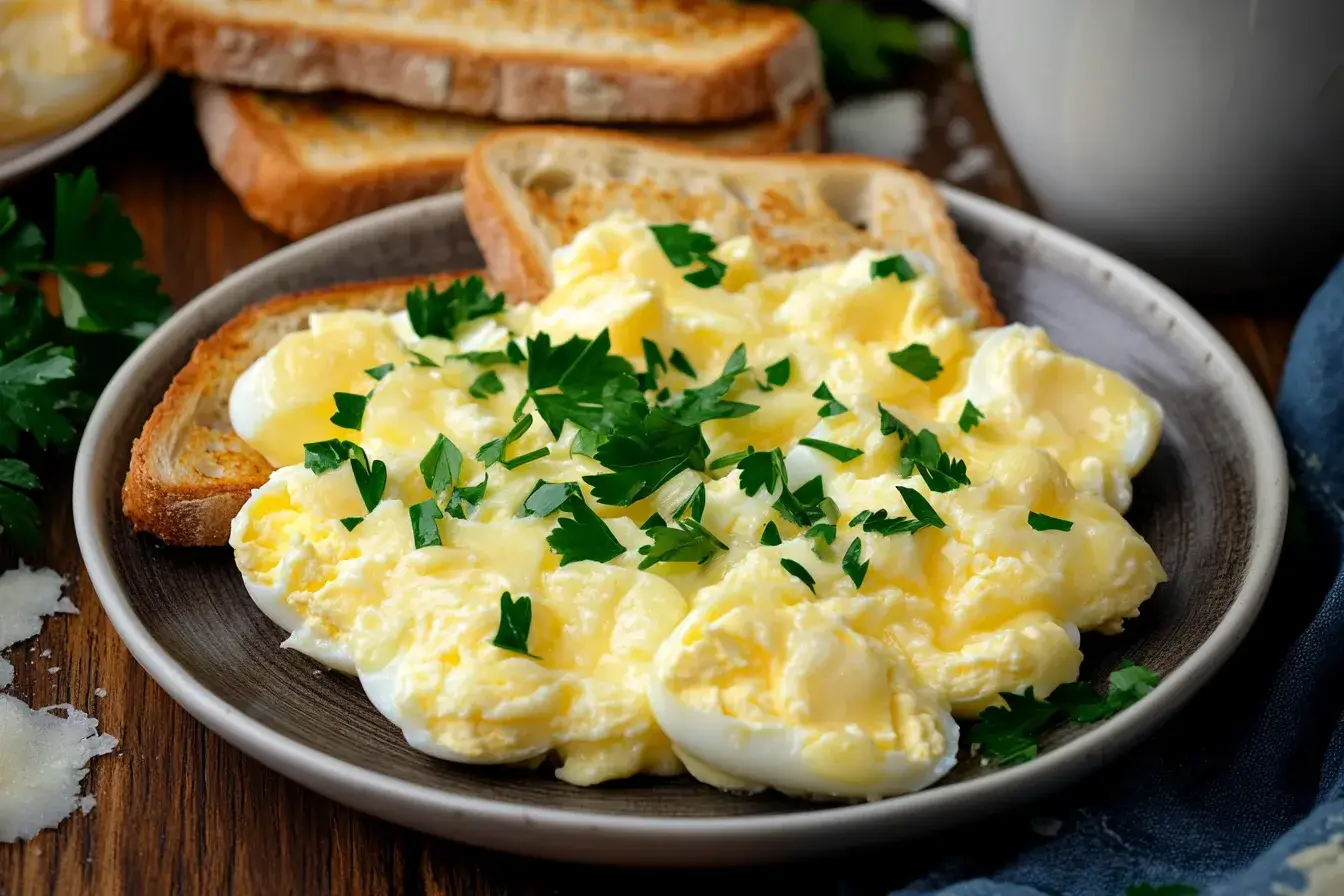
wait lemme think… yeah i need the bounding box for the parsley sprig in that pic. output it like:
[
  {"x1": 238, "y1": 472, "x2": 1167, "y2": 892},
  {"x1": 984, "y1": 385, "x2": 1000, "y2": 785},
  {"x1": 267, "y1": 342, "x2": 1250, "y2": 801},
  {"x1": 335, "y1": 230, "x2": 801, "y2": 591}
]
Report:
[
  {"x1": 547, "y1": 493, "x2": 626, "y2": 565},
  {"x1": 638, "y1": 518, "x2": 727, "y2": 569},
  {"x1": 969, "y1": 661, "x2": 1160, "y2": 765},
  {"x1": 492, "y1": 592, "x2": 540, "y2": 658},
  {"x1": 0, "y1": 170, "x2": 170, "y2": 552},
  {"x1": 406, "y1": 275, "x2": 504, "y2": 340},
  {"x1": 649, "y1": 224, "x2": 726, "y2": 288}
]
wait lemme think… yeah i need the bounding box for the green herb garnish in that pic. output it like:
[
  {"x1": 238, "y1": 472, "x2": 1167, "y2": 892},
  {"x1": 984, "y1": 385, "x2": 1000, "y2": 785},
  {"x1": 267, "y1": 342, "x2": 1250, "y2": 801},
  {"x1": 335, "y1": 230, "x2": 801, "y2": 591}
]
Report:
[
  {"x1": 339, "y1": 516, "x2": 363, "y2": 532},
  {"x1": 408, "y1": 499, "x2": 443, "y2": 548},
  {"x1": 351, "y1": 454, "x2": 387, "y2": 512},
  {"x1": 303, "y1": 439, "x2": 361, "y2": 474},
  {"x1": 878, "y1": 404, "x2": 912, "y2": 439},
  {"x1": 477, "y1": 414, "x2": 534, "y2": 468},
  {"x1": 1028, "y1": 511, "x2": 1073, "y2": 532},
  {"x1": 669, "y1": 349, "x2": 697, "y2": 379},
  {"x1": 329, "y1": 392, "x2": 369, "y2": 430},
  {"x1": 870, "y1": 254, "x2": 919, "y2": 282},
  {"x1": 445, "y1": 475, "x2": 487, "y2": 519},
  {"x1": 958, "y1": 400, "x2": 984, "y2": 432},
  {"x1": 365, "y1": 363, "x2": 395, "y2": 381},
  {"x1": 812, "y1": 382, "x2": 848, "y2": 417},
  {"x1": 710, "y1": 447, "x2": 754, "y2": 470},
  {"x1": 468, "y1": 370, "x2": 504, "y2": 399},
  {"x1": 517, "y1": 480, "x2": 581, "y2": 519},
  {"x1": 406, "y1": 275, "x2": 504, "y2": 340},
  {"x1": 419, "y1": 433, "x2": 463, "y2": 492},
  {"x1": 638, "y1": 518, "x2": 727, "y2": 569},
  {"x1": 492, "y1": 592, "x2": 539, "y2": 658},
  {"x1": 673, "y1": 481, "x2": 707, "y2": 522},
  {"x1": 888, "y1": 343, "x2": 942, "y2": 381},
  {"x1": 546, "y1": 493, "x2": 626, "y2": 566},
  {"x1": 841, "y1": 538, "x2": 868, "y2": 588},
  {"x1": 760, "y1": 521, "x2": 783, "y2": 546},
  {"x1": 759, "y1": 357, "x2": 791, "y2": 391},
  {"x1": 650, "y1": 223, "x2": 726, "y2": 288},
  {"x1": 899, "y1": 429, "x2": 970, "y2": 492},
  {"x1": 779, "y1": 558, "x2": 816, "y2": 593},
  {"x1": 798, "y1": 438, "x2": 863, "y2": 462}
]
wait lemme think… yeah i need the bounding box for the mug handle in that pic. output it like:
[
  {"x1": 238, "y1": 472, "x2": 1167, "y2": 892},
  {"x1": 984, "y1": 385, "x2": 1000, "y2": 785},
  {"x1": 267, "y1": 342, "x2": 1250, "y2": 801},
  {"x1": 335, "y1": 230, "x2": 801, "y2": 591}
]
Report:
[{"x1": 922, "y1": 0, "x2": 970, "y2": 23}]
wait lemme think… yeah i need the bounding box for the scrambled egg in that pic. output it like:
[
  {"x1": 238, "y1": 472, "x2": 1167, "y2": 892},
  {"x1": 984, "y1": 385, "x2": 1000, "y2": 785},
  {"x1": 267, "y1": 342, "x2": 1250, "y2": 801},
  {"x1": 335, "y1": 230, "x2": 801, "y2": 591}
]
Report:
[
  {"x1": 229, "y1": 212, "x2": 1167, "y2": 799},
  {"x1": 0, "y1": 0, "x2": 144, "y2": 147}
]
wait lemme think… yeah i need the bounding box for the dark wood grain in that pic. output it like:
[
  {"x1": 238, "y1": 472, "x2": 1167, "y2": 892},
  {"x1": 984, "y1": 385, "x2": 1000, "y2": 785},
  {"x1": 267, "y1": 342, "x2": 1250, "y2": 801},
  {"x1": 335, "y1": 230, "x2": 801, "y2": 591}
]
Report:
[{"x1": 0, "y1": 63, "x2": 1299, "y2": 896}]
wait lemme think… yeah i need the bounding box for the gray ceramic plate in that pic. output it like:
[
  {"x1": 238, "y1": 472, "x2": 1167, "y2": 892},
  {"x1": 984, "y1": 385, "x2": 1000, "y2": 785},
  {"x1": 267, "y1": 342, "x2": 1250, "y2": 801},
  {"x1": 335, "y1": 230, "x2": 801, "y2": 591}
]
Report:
[{"x1": 73, "y1": 190, "x2": 1287, "y2": 867}]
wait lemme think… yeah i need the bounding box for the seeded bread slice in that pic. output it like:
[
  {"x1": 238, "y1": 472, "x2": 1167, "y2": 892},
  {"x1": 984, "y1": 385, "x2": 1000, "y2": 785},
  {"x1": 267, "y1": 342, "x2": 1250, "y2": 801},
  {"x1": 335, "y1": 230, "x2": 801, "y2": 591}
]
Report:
[
  {"x1": 462, "y1": 128, "x2": 1002, "y2": 326},
  {"x1": 122, "y1": 273, "x2": 470, "y2": 546},
  {"x1": 195, "y1": 83, "x2": 830, "y2": 240},
  {"x1": 85, "y1": 0, "x2": 822, "y2": 124}
]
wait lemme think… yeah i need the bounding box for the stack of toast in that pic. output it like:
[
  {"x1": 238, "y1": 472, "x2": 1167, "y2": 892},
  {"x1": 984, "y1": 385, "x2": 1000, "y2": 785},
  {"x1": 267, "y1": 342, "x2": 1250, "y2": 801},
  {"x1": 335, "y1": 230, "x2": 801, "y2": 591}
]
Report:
[
  {"x1": 123, "y1": 127, "x2": 995, "y2": 544},
  {"x1": 87, "y1": 0, "x2": 830, "y2": 238}
]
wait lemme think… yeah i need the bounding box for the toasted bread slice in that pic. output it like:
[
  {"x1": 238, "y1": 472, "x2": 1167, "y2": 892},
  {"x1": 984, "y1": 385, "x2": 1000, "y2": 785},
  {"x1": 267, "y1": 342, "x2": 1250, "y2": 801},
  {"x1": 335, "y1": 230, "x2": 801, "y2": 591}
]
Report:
[
  {"x1": 123, "y1": 273, "x2": 471, "y2": 546},
  {"x1": 85, "y1": 0, "x2": 821, "y2": 124},
  {"x1": 195, "y1": 83, "x2": 830, "y2": 240},
  {"x1": 462, "y1": 129, "x2": 1002, "y2": 326}
]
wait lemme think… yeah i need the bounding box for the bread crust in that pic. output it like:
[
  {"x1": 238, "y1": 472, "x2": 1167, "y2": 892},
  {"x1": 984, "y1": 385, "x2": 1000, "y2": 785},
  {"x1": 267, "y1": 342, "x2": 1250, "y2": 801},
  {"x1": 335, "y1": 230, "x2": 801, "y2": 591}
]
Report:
[
  {"x1": 195, "y1": 84, "x2": 829, "y2": 240},
  {"x1": 88, "y1": 0, "x2": 822, "y2": 124},
  {"x1": 462, "y1": 128, "x2": 1001, "y2": 327},
  {"x1": 122, "y1": 273, "x2": 475, "y2": 546}
]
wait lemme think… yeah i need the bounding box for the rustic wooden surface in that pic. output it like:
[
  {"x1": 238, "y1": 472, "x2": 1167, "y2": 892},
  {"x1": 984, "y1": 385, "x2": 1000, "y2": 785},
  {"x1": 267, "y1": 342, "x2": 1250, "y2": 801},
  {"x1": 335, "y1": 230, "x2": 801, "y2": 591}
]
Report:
[{"x1": 0, "y1": 65, "x2": 1304, "y2": 896}]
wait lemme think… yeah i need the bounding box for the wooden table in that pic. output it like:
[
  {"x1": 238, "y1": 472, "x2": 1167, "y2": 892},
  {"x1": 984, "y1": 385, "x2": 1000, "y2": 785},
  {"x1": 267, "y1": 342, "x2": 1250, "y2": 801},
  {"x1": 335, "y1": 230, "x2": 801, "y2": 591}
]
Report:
[{"x1": 0, "y1": 66, "x2": 1304, "y2": 896}]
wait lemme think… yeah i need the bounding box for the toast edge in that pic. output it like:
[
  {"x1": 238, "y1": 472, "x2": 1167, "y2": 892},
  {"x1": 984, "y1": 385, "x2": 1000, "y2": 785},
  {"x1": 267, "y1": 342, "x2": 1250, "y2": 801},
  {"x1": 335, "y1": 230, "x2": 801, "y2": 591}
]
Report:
[
  {"x1": 121, "y1": 273, "x2": 477, "y2": 547},
  {"x1": 462, "y1": 128, "x2": 1003, "y2": 326},
  {"x1": 92, "y1": 0, "x2": 821, "y2": 124}
]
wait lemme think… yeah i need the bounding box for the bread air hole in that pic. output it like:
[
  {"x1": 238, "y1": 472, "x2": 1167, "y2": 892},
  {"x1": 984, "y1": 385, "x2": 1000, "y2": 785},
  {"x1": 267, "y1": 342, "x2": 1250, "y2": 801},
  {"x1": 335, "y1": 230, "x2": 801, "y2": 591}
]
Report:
[{"x1": 816, "y1": 172, "x2": 872, "y2": 230}]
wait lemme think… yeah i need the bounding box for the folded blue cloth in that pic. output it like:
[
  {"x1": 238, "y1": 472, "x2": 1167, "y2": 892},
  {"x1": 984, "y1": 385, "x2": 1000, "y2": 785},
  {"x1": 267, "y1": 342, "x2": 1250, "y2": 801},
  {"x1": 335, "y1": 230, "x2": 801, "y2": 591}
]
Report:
[{"x1": 891, "y1": 258, "x2": 1344, "y2": 896}]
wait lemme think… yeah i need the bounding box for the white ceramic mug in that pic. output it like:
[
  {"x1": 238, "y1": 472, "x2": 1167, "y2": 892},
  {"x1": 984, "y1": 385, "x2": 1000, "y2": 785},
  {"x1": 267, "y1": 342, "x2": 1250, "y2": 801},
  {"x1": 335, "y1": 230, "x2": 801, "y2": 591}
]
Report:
[{"x1": 927, "y1": 0, "x2": 1344, "y2": 299}]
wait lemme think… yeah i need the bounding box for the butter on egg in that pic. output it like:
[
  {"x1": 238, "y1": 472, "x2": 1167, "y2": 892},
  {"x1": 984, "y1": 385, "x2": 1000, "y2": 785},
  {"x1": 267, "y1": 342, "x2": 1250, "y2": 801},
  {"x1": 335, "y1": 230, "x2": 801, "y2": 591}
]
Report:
[
  {"x1": 352, "y1": 551, "x2": 687, "y2": 785},
  {"x1": 651, "y1": 547, "x2": 959, "y2": 799}
]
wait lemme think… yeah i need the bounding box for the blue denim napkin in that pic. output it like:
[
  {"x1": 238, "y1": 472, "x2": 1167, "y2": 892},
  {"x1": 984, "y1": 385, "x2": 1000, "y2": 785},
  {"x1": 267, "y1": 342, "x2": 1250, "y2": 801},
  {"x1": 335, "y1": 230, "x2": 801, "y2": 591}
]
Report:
[{"x1": 892, "y1": 258, "x2": 1344, "y2": 896}]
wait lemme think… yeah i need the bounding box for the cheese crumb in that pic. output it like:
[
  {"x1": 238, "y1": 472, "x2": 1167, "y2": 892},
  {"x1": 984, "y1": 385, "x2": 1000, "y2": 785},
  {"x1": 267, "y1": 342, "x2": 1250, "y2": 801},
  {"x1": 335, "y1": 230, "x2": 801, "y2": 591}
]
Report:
[
  {"x1": 0, "y1": 697, "x2": 117, "y2": 842},
  {"x1": 93, "y1": 688, "x2": 106, "y2": 699},
  {"x1": 0, "y1": 563, "x2": 74, "y2": 653}
]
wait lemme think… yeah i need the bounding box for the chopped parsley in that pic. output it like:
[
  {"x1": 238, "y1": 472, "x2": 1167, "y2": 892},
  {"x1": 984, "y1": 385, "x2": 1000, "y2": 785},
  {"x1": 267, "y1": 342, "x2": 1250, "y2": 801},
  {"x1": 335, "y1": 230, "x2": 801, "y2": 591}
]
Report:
[
  {"x1": 649, "y1": 223, "x2": 726, "y2": 288},
  {"x1": 1028, "y1": 511, "x2": 1073, "y2": 532},
  {"x1": 760, "y1": 521, "x2": 783, "y2": 546},
  {"x1": 870, "y1": 254, "x2": 919, "y2": 282},
  {"x1": 449, "y1": 343, "x2": 526, "y2": 366},
  {"x1": 669, "y1": 349, "x2": 697, "y2": 379},
  {"x1": 888, "y1": 343, "x2": 942, "y2": 381},
  {"x1": 517, "y1": 480, "x2": 581, "y2": 518},
  {"x1": 641, "y1": 512, "x2": 667, "y2": 532},
  {"x1": 812, "y1": 381, "x2": 848, "y2": 417},
  {"x1": 841, "y1": 538, "x2": 868, "y2": 587},
  {"x1": 660, "y1": 344, "x2": 758, "y2": 426},
  {"x1": 673, "y1": 481, "x2": 707, "y2": 522},
  {"x1": 477, "y1": 414, "x2": 535, "y2": 467},
  {"x1": 640, "y1": 338, "x2": 667, "y2": 391},
  {"x1": 958, "y1": 400, "x2": 984, "y2": 432},
  {"x1": 775, "y1": 474, "x2": 838, "y2": 529},
  {"x1": 878, "y1": 404, "x2": 913, "y2": 439},
  {"x1": 492, "y1": 592, "x2": 539, "y2": 658},
  {"x1": 408, "y1": 499, "x2": 444, "y2": 548},
  {"x1": 303, "y1": 438, "x2": 362, "y2": 474},
  {"x1": 779, "y1": 558, "x2": 816, "y2": 593},
  {"x1": 710, "y1": 447, "x2": 754, "y2": 470},
  {"x1": 406, "y1": 275, "x2": 504, "y2": 340},
  {"x1": 899, "y1": 429, "x2": 970, "y2": 492},
  {"x1": 445, "y1": 475, "x2": 488, "y2": 519},
  {"x1": 798, "y1": 438, "x2": 863, "y2": 463},
  {"x1": 759, "y1": 356, "x2": 790, "y2": 390},
  {"x1": 969, "y1": 661, "x2": 1161, "y2": 765},
  {"x1": 546, "y1": 493, "x2": 626, "y2": 565},
  {"x1": 849, "y1": 486, "x2": 945, "y2": 535},
  {"x1": 329, "y1": 391, "x2": 368, "y2": 431},
  {"x1": 351, "y1": 454, "x2": 387, "y2": 512},
  {"x1": 340, "y1": 517, "x2": 363, "y2": 532},
  {"x1": 407, "y1": 348, "x2": 440, "y2": 367},
  {"x1": 365, "y1": 363, "x2": 395, "y2": 381},
  {"x1": 501, "y1": 447, "x2": 550, "y2": 470},
  {"x1": 738, "y1": 448, "x2": 788, "y2": 497},
  {"x1": 638, "y1": 518, "x2": 727, "y2": 569},
  {"x1": 419, "y1": 433, "x2": 463, "y2": 492},
  {"x1": 468, "y1": 370, "x2": 504, "y2": 399},
  {"x1": 569, "y1": 426, "x2": 606, "y2": 459}
]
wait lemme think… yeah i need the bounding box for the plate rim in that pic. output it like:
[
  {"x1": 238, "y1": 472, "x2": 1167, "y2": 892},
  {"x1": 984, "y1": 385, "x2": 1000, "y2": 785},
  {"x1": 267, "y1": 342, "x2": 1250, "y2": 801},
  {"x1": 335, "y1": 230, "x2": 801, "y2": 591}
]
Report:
[
  {"x1": 0, "y1": 69, "x2": 165, "y2": 189},
  {"x1": 72, "y1": 188, "x2": 1289, "y2": 863}
]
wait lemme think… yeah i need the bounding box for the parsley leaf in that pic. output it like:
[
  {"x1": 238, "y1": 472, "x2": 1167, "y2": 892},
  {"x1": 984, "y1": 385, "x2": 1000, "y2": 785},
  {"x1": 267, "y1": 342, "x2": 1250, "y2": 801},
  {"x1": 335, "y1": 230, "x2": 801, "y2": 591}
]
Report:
[
  {"x1": 406, "y1": 275, "x2": 504, "y2": 339},
  {"x1": 871, "y1": 253, "x2": 919, "y2": 282},
  {"x1": 669, "y1": 349, "x2": 697, "y2": 379},
  {"x1": 842, "y1": 537, "x2": 868, "y2": 588},
  {"x1": 351, "y1": 455, "x2": 387, "y2": 512},
  {"x1": 798, "y1": 437, "x2": 863, "y2": 462},
  {"x1": 660, "y1": 344, "x2": 758, "y2": 426},
  {"x1": 570, "y1": 426, "x2": 607, "y2": 459},
  {"x1": 897, "y1": 486, "x2": 945, "y2": 529},
  {"x1": 419, "y1": 434, "x2": 463, "y2": 492},
  {"x1": 340, "y1": 516, "x2": 363, "y2": 532},
  {"x1": 303, "y1": 439, "x2": 362, "y2": 474},
  {"x1": 759, "y1": 357, "x2": 790, "y2": 390},
  {"x1": 899, "y1": 428, "x2": 970, "y2": 491},
  {"x1": 641, "y1": 512, "x2": 667, "y2": 532},
  {"x1": 640, "y1": 338, "x2": 667, "y2": 391},
  {"x1": 958, "y1": 400, "x2": 984, "y2": 432},
  {"x1": 0, "y1": 458, "x2": 41, "y2": 553},
  {"x1": 775, "y1": 474, "x2": 838, "y2": 529},
  {"x1": 968, "y1": 687, "x2": 1057, "y2": 765},
  {"x1": 805, "y1": 522, "x2": 837, "y2": 557},
  {"x1": 0, "y1": 345, "x2": 78, "y2": 450},
  {"x1": 878, "y1": 404, "x2": 913, "y2": 439},
  {"x1": 812, "y1": 381, "x2": 848, "y2": 417},
  {"x1": 407, "y1": 349, "x2": 440, "y2": 367},
  {"x1": 760, "y1": 521, "x2": 782, "y2": 546},
  {"x1": 673, "y1": 481, "x2": 707, "y2": 522},
  {"x1": 848, "y1": 487, "x2": 945, "y2": 536},
  {"x1": 329, "y1": 392, "x2": 368, "y2": 430},
  {"x1": 780, "y1": 558, "x2": 817, "y2": 593},
  {"x1": 517, "y1": 480, "x2": 581, "y2": 519},
  {"x1": 449, "y1": 344, "x2": 526, "y2": 366},
  {"x1": 365, "y1": 363, "x2": 395, "y2": 381},
  {"x1": 737, "y1": 447, "x2": 788, "y2": 497},
  {"x1": 585, "y1": 411, "x2": 709, "y2": 506},
  {"x1": 1028, "y1": 511, "x2": 1073, "y2": 532},
  {"x1": 638, "y1": 518, "x2": 727, "y2": 569},
  {"x1": 710, "y1": 447, "x2": 754, "y2": 470},
  {"x1": 649, "y1": 223, "x2": 726, "y2": 288},
  {"x1": 888, "y1": 343, "x2": 942, "y2": 381},
  {"x1": 547, "y1": 493, "x2": 626, "y2": 565},
  {"x1": 445, "y1": 475, "x2": 488, "y2": 519},
  {"x1": 501, "y1": 447, "x2": 550, "y2": 470},
  {"x1": 468, "y1": 370, "x2": 504, "y2": 399},
  {"x1": 409, "y1": 499, "x2": 444, "y2": 548},
  {"x1": 477, "y1": 414, "x2": 534, "y2": 467},
  {"x1": 492, "y1": 592, "x2": 539, "y2": 658}
]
